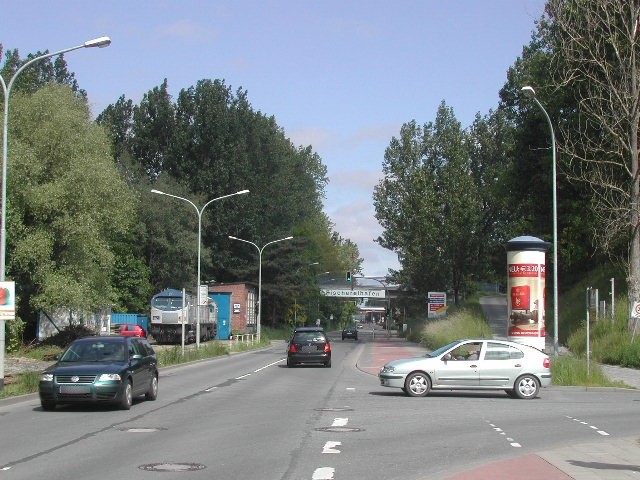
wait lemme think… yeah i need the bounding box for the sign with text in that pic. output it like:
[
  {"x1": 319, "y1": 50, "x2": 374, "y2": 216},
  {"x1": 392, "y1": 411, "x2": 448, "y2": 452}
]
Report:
[
  {"x1": 427, "y1": 291, "x2": 447, "y2": 318},
  {"x1": 0, "y1": 281, "x2": 16, "y2": 320},
  {"x1": 320, "y1": 288, "x2": 385, "y2": 299}
]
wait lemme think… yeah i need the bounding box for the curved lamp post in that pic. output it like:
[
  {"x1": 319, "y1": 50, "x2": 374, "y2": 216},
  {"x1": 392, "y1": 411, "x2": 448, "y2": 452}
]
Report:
[
  {"x1": 152, "y1": 189, "x2": 249, "y2": 348},
  {"x1": 229, "y1": 235, "x2": 293, "y2": 342},
  {"x1": 521, "y1": 85, "x2": 558, "y2": 356},
  {"x1": 0, "y1": 36, "x2": 111, "y2": 281},
  {"x1": 0, "y1": 36, "x2": 111, "y2": 390}
]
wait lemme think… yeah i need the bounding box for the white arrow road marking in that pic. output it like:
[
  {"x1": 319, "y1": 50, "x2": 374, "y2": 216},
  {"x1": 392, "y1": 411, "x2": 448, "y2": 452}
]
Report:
[
  {"x1": 332, "y1": 418, "x2": 348, "y2": 427},
  {"x1": 322, "y1": 441, "x2": 342, "y2": 454},
  {"x1": 312, "y1": 467, "x2": 335, "y2": 479}
]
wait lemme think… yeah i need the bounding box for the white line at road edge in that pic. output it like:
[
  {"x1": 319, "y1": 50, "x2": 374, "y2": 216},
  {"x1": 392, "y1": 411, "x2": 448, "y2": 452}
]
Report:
[{"x1": 254, "y1": 359, "x2": 285, "y2": 372}]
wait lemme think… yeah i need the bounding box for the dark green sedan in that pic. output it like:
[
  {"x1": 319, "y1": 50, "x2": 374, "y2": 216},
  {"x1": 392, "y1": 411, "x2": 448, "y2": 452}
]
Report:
[{"x1": 39, "y1": 336, "x2": 158, "y2": 410}]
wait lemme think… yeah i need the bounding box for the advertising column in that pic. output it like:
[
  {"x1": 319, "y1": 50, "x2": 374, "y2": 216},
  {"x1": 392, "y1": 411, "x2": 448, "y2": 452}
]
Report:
[{"x1": 506, "y1": 236, "x2": 550, "y2": 351}]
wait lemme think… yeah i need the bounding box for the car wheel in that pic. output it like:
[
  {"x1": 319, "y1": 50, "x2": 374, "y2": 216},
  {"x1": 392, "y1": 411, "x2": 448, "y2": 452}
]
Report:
[
  {"x1": 404, "y1": 372, "x2": 431, "y2": 397},
  {"x1": 325, "y1": 360, "x2": 332, "y2": 368},
  {"x1": 41, "y1": 400, "x2": 56, "y2": 411},
  {"x1": 145, "y1": 374, "x2": 158, "y2": 401},
  {"x1": 287, "y1": 358, "x2": 295, "y2": 368},
  {"x1": 120, "y1": 380, "x2": 133, "y2": 410},
  {"x1": 513, "y1": 374, "x2": 540, "y2": 399}
]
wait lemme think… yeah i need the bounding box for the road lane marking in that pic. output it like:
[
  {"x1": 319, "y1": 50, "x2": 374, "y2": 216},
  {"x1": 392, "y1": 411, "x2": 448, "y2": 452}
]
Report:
[
  {"x1": 312, "y1": 467, "x2": 335, "y2": 479},
  {"x1": 566, "y1": 415, "x2": 610, "y2": 436},
  {"x1": 322, "y1": 441, "x2": 341, "y2": 454},
  {"x1": 486, "y1": 420, "x2": 521, "y2": 448},
  {"x1": 332, "y1": 418, "x2": 348, "y2": 427},
  {"x1": 235, "y1": 374, "x2": 251, "y2": 379},
  {"x1": 254, "y1": 359, "x2": 284, "y2": 372}
]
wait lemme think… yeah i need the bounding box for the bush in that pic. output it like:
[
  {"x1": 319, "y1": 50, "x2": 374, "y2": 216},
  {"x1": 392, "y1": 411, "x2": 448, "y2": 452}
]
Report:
[
  {"x1": 418, "y1": 303, "x2": 493, "y2": 350},
  {"x1": 551, "y1": 355, "x2": 626, "y2": 387},
  {"x1": 566, "y1": 298, "x2": 640, "y2": 368}
]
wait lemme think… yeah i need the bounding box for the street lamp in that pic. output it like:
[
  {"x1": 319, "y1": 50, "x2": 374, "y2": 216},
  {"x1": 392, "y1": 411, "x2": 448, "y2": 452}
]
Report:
[
  {"x1": 521, "y1": 85, "x2": 559, "y2": 356},
  {"x1": 152, "y1": 189, "x2": 249, "y2": 348},
  {"x1": 0, "y1": 36, "x2": 111, "y2": 390},
  {"x1": 229, "y1": 235, "x2": 293, "y2": 342},
  {"x1": 0, "y1": 36, "x2": 111, "y2": 281}
]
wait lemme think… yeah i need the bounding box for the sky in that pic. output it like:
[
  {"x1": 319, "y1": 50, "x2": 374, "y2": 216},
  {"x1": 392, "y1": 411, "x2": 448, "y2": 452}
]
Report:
[{"x1": 0, "y1": 0, "x2": 545, "y2": 277}]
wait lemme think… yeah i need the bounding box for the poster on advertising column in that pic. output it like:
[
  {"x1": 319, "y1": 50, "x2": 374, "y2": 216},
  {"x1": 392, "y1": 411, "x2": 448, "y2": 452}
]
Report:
[
  {"x1": 506, "y1": 236, "x2": 549, "y2": 351},
  {"x1": 0, "y1": 281, "x2": 16, "y2": 320}
]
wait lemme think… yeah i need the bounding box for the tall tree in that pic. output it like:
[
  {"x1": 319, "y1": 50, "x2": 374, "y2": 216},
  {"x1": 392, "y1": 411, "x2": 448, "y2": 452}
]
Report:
[
  {"x1": 8, "y1": 85, "x2": 143, "y2": 324},
  {"x1": 98, "y1": 78, "x2": 338, "y2": 326},
  {"x1": 374, "y1": 102, "x2": 482, "y2": 303},
  {"x1": 544, "y1": 0, "x2": 640, "y2": 312}
]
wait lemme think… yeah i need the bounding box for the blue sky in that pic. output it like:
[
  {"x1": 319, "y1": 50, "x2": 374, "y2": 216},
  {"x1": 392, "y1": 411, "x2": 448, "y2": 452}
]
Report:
[{"x1": 0, "y1": 0, "x2": 544, "y2": 276}]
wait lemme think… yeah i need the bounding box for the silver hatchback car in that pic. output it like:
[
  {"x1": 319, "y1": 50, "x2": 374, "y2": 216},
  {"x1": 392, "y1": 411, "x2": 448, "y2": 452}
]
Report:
[{"x1": 378, "y1": 339, "x2": 551, "y2": 399}]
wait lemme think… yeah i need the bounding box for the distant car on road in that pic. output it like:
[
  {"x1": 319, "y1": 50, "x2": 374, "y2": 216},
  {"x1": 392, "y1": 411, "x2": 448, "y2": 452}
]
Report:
[
  {"x1": 378, "y1": 338, "x2": 551, "y2": 399},
  {"x1": 39, "y1": 336, "x2": 158, "y2": 410},
  {"x1": 119, "y1": 324, "x2": 147, "y2": 337},
  {"x1": 342, "y1": 327, "x2": 358, "y2": 341},
  {"x1": 287, "y1": 327, "x2": 331, "y2": 367}
]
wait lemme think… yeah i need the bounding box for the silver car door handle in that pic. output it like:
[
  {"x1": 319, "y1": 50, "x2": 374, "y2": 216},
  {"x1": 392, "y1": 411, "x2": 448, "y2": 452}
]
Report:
[
  {"x1": 514, "y1": 364, "x2": 522, "y2": 367},
  {"x1": 470, "y1": 365, "x2": 477, "y2": 368}
]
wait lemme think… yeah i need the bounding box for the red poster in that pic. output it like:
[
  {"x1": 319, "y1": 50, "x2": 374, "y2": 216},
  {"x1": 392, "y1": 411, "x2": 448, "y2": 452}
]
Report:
[{"x1": 511, "y1": 285, "x2": 530, "y2": 311}]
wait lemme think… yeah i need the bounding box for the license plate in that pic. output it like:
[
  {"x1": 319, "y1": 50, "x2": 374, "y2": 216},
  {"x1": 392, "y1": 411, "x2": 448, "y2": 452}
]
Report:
[{"x1": 59, "y1": 385, "x2": 90, "y2": 394}]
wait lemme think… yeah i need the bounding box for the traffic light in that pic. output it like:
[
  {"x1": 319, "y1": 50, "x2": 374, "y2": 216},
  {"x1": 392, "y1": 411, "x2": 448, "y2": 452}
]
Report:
[{"x1": 346, "y1": 271, "x2": 352, "y2": 281}]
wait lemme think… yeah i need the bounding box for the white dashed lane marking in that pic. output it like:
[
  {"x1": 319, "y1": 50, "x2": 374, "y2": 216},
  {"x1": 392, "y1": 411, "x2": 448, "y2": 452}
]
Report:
[
  {"x1": 312, "y1": 467, "x2": 335, "y2": 479},
  {"x1": 332, "y1": 418, "x2": 348, "y2": 427},
  {"x1": 322, "y1": 441, "x2": 341, "y2": 454},
  {"x1": 486, "y1": 420, "x2": 522, "y2": 448},
  {"x1": 566, "y1": 415, "x2": 610, "y2": 436}
]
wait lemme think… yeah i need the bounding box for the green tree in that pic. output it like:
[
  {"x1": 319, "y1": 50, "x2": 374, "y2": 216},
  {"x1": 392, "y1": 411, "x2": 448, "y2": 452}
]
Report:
[
  {"x1": 374, "y1": 102, "x2": 483, "y2": 303},
  {"x1": 98, "y1": 78, "x2": 340, "y2": 327},
  {"x1": 7, "y1": 85, "x2": 141, "y2": 322},
  {"x1": 544, "y1": 0, "x2": 640, "y2": 314}
]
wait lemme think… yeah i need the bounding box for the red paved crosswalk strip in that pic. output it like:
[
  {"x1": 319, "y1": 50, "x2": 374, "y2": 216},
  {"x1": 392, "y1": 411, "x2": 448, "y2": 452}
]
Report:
[{"x1": 443, "y1": 454, "x2": 574, "y2": 480}]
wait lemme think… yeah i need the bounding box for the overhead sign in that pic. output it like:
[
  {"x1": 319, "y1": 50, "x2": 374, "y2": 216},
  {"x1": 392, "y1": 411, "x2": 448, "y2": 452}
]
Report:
[
  {"x1": 320, "y1": 288, "x2": 385, "y2": 299},
  {"x1": 0, "y1": 281, "x2": 16, "y2": 321}
]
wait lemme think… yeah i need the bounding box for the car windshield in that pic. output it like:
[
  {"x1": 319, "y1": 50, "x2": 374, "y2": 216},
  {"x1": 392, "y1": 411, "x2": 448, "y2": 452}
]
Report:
[
  {"x1": 427, "y1": 341, "x2": 462, "y2": 358},
  {"x1": 61, "y1": 341, "x2": 126, "y2": 362}
]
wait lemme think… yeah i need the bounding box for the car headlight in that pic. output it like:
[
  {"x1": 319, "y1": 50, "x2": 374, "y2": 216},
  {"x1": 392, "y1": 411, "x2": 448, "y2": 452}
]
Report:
[
  {"x1": 380, "y1": 365, "x2": 395, "y2": 374},
  {"x1": 40, "y1": 373, "x2": 53, "y2": 382},
  {"x1": 98, "y1": 373, "x2": 122, "y2": 382}
]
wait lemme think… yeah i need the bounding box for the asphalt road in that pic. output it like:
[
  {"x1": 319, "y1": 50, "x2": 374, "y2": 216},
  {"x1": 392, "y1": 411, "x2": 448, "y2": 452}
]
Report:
[{"x1": 0, "y1": 329, "x2": 638, "y2": 480}]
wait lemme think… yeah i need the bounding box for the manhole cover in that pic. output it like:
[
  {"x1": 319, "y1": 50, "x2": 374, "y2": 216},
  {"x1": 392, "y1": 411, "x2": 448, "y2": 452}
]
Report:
[
  {"x1": 139, "y1": 463, "x2": 206, "y2": 472},
  {"x1": 315, "y1": 407, "x2": 353, "y2": 412},
  {"x1": 315, "y1": 426, "x2": 363, "y2": 433}
]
